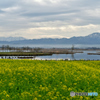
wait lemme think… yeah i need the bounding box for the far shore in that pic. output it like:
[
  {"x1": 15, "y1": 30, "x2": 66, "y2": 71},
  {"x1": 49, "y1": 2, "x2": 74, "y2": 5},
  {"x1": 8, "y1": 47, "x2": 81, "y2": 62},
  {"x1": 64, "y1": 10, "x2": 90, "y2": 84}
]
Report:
[
  {"x1": 0, "y1": 47, "x2": 100, "y2": 56},
  {"x1": 87, "y1": 53, "x2": 100, "y2": 55}
]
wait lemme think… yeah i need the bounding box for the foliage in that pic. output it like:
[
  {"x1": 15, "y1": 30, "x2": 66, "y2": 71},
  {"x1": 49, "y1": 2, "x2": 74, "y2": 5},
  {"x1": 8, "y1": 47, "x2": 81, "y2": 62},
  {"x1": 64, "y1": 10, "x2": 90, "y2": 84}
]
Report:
[{"x1": 0, "y1": 60, "x2": 100, "y2": 100}]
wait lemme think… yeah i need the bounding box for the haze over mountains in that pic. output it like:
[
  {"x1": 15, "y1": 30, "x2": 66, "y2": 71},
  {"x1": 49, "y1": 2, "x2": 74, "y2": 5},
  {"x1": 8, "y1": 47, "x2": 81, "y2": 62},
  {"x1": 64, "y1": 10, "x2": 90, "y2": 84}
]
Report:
[
  {"x1": 0, "y1": 37, "x2": 26, "y2": 41},
  {"x1": 0, "y1": 32, "x2": 100, "y2": 44}
]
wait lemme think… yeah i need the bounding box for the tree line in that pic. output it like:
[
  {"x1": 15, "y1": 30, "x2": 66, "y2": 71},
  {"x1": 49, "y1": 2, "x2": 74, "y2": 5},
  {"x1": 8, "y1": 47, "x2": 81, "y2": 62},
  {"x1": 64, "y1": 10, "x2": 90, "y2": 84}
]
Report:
[{"x1": 0, "y1": 45, "x2": 42, "y2": 52}]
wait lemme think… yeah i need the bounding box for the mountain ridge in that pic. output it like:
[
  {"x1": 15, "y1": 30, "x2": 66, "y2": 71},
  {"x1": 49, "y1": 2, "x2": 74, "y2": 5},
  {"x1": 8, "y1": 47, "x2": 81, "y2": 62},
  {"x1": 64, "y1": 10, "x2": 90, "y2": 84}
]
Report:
[{"x1": 0, "y1": 32, "x2": 100, "y2": 44}]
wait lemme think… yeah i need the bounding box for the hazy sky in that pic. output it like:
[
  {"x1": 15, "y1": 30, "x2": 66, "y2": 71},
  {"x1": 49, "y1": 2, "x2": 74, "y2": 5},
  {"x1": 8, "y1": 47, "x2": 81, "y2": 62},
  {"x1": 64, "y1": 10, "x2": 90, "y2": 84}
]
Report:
[{"x1": 0, "y1": 0, "x2": 100, "y2": 39}]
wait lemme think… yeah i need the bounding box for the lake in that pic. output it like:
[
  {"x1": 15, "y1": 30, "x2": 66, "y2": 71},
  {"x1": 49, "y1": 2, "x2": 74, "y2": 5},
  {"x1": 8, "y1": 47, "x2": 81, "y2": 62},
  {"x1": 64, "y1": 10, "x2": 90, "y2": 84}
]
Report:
[
  {"x1": 35, "y1": 51, "x2": 100, "y2": 60},
  {"x1": 0, "y1": 50, "x2": 99, "y2": 60},
  {"x1": 0, "y1": 44, "x2": 100, "y2": 48},
  {"x1": 0, "y1": 44, "x2": 100, "y2": 60}
]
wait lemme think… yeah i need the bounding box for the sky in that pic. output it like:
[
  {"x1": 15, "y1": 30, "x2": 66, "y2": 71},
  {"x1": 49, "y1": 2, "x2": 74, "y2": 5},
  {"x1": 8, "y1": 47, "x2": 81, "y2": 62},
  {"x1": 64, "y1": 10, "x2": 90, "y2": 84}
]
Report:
[{"x1": 0, "y1": 0, "x2": 100, "y2": 39}]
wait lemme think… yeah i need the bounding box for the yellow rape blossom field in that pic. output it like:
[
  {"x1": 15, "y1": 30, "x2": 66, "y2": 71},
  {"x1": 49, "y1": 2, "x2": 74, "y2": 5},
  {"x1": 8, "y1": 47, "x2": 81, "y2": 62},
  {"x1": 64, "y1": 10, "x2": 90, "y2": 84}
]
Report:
[{"x1": 0, "y1": 59, "x2": 100, "y2": 100}]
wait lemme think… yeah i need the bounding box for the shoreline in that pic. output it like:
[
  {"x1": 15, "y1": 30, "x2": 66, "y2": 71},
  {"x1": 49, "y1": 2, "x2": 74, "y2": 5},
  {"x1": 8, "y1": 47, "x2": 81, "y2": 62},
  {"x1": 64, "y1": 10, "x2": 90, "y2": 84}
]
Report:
[{"x1": 0, "y1": 48, "x2": 100, "y2": 56}]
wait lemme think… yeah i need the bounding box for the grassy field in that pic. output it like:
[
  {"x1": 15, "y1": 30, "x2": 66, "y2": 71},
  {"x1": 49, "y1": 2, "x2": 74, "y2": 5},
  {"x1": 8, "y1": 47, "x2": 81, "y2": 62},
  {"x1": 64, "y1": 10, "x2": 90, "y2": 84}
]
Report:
[{"x1": 0, "y1": 59, "x2": 100, "y2": 100}]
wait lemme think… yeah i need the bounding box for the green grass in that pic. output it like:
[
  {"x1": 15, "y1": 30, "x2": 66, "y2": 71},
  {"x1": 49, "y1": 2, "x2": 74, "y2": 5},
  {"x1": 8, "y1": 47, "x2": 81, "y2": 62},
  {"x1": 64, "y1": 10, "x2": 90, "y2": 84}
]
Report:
[{"x1": 0, "y1": 59, "x2": 100, "y2": 100}]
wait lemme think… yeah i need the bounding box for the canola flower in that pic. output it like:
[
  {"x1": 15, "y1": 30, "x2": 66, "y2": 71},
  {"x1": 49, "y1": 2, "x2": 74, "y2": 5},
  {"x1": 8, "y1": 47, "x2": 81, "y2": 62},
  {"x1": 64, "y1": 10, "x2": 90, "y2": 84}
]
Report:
[{"x1": 0, "y1": 59, "x2": 100, "y2": 100}]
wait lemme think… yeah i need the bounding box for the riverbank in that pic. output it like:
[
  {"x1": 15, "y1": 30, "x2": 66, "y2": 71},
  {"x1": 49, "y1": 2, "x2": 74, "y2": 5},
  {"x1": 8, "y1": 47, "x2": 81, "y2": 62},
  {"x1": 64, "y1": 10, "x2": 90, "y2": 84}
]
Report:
[
  {"x1": 0, "y1": 48, "x2": 100, "y2": 57},
  {"x1": 0, "y1": 52, "x2": 52, "y2": 56},
  {"x1": 0, "y1": 49, "x2": 83, "y2": 56},
  {"x1": 88, "y1": 52, "x2": 100, "y2": 55}
]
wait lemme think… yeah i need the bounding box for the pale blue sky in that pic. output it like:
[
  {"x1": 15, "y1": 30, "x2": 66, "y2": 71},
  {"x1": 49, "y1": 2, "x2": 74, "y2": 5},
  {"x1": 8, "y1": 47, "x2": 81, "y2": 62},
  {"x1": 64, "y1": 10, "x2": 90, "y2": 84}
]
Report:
[{"x1": 0, "y1": 0, "x2": 100, "y2": 39}]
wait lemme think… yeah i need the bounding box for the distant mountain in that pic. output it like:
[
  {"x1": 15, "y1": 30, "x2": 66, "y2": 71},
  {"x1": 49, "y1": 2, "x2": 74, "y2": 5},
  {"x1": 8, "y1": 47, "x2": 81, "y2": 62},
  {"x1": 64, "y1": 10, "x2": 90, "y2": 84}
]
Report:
[
  {"x1": 0, "y1": 32, "x2": 100, "y2": 45},
  {"x1": 0, "y1": 37, "x2": 26, "y2": 41},
  {"x1": 87, "y1": 32, "x2": 100, "y2": 38},
  {"x1": 67, "y1": 32, "x2": 100, "y2": 44}
]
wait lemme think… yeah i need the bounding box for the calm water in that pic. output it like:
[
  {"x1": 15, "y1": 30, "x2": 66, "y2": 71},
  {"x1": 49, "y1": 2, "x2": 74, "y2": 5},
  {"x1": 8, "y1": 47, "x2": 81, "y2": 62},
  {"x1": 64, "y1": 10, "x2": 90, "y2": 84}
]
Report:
[
  {"x1": 0, "y1": 51, "x2": 97, "y2": 60},
  {"x1": 0, "y1": 44, "x2": 100, "y2": 48},
  {"x1": 0, "y1": 43, "x2": 100, "y2": 60},
  {"x1": 1, "y1": 50, "x2": 99, "y2": 60},
  {"x1": 35, "y1": 51, "x2": 100, "y2": 60}
]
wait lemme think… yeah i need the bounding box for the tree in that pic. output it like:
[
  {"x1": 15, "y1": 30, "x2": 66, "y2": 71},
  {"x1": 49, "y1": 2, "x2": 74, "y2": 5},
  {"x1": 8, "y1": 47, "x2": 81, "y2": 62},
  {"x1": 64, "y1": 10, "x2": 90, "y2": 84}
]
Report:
[
  {"x1": 71, "y1": 44, "x2": 74, "y2": 52},
  {"x1": 6, "y1": 45, "x2": 9, "y2": 52},
  {"x1": 2, "y1": 45, "x2": 5, "y2": 52},
  {"x1": 71, "y1": 45, "x2": 75, "y2": 60}
]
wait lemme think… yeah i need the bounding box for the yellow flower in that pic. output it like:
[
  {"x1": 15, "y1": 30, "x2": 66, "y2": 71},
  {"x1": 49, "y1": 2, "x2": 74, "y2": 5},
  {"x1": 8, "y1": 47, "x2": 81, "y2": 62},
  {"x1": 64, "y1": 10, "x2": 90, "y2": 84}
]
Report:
[
  {"x1": 68, "y1": 88, "x2": 72, "y2": 91},
  {"x1": 3, "y1": 90, "x2": 7, "y2": 95},
  {"x1": 38, "y1": 95, "x2": 42, "y2": 97},
  {"x1": 45, "y1": 87, "x2": 49, "y2": 91},
  {"x1": 54, "y1": 88, "x2": 57, "y2": 91},
  {"x1": 62, "y1": 85, "x2": 67, "y2": 89},
  {"x1": 6, "y1": 94, "x2": 9, "y2": 97},
  {"x1": 62, "y1": 96, "x2": 65, "y2": 99},
  {"x1": 8, "y1": 82, "x2": 14, "y2": 86},
  {"x1": 60, "y1": 82, "x2": 62, "y2": 84},
  {"x1": 66, "y1": 97, "x2": 70, "y2": 100},
  {"x1": 80, "y1": 96, "x2": 83, "y2": 99},
  {"x1": 47, "y1": 92, "x2": 51, "y2": 96},
  {"x1": 73, "y1": 83, "x2": 77, "y2": 85},
  {"x1": 56, "y1": 91, "x2": 60, "y2": 97},
  {"x1": 17, "y1": 73, "x2": 21, "y2": 75},
  {"x1": 54, "y1": 96, "x2": 57, "y2": 99},
  {"x1": 34, "y1": 97, "x2": 38, "y2": 100}
]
